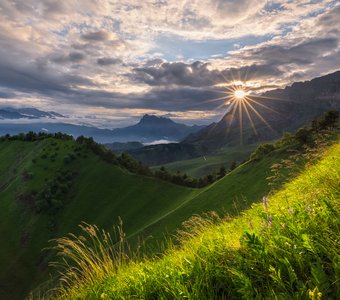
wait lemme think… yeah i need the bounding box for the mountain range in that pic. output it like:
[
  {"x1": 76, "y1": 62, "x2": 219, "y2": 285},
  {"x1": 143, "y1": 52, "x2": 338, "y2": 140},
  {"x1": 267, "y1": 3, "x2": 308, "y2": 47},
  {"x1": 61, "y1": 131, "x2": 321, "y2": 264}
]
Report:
[
  {"x1": 0, "y1": 114, "x2": 204, "y2": 144},
  {"x1": 106, "y1": 114, "x2": 205, "y2": 142},
  {"x1": 127, "y1": 70, "x2": 340, "y2": 165},
  {"x1": 184, "y1": 70, "x2": 340, "y2": 149},
  {"x1": 1, "y1": 71, "x2": 339, "y2": 159}
]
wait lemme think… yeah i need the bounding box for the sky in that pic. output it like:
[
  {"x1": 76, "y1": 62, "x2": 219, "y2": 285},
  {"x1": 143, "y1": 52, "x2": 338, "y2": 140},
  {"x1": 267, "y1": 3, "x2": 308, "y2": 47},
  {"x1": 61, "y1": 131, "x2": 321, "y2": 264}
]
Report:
[{"x1": 0, "y1": 0, "x2": 339, "y2": 128}]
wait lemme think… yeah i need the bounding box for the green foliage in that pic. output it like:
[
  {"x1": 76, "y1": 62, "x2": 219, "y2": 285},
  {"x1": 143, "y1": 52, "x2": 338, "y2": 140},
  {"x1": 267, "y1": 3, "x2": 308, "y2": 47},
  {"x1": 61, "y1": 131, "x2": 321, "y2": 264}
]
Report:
[
  {"x1": 34, "y1": 170, "x2": 76, "y2": 214},
  {"x1": 229, "y1": 160, "x2": 237, "y2": 171},
  {"x1": 218, "y1": 165, "x2": 226, "y2": 178},
  {"x1": 118, "y1": 152, "x2": 152, "y2": 176},
  {"x1": 295, "y1": 127, "x2": 313, "y2": 145},
  {"x1": 0, "y1": 131, "x2": 73, "y2": 142},
  {"x1": 312, "y1": 110, "x2": 339, "y2": 131},
  {"x1": 250, "y1": 143, "x2": 275, "y2": 160}
]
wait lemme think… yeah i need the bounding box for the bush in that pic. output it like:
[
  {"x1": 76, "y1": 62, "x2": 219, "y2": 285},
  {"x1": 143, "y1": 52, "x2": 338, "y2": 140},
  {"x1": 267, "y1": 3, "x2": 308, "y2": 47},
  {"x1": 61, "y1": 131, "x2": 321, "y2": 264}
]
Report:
[
  {"x1": 295, "y1": 127, "x2": 313, "y2": 145},
  {"x1": 250, "y1": 143, "x2": 275, "y2": 160}
]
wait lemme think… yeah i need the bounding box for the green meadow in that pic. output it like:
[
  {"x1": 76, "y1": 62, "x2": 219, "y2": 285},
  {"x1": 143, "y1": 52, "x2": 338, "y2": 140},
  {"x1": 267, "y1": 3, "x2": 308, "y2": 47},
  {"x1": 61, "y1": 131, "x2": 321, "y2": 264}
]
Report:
[{"x1": 36, "y1": 138, "x2": 340, "y2": 300}]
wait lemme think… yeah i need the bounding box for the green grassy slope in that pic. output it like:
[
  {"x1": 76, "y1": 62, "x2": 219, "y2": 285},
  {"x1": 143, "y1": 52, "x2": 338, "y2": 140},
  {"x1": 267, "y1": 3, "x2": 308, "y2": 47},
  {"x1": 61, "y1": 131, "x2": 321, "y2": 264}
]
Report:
[
  {"x1": 0, "y1": 139, "x2": 196, "y2": 299},
  {"x1": 0, "y1": 138, "x2": 288, "y2": 299},
  {"x1": 46, "y1": 139, "x2": 340, "y2": 300},
  {"x1": 151, "y1": 144, "x2": 257, "y2": 177}
]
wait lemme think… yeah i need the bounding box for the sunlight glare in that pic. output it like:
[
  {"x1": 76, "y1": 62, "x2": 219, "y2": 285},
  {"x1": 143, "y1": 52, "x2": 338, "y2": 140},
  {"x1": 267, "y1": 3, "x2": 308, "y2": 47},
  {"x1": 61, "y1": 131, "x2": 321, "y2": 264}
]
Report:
[{"x1": 234, "y1": 89, "x2": 246, "y2": 99}]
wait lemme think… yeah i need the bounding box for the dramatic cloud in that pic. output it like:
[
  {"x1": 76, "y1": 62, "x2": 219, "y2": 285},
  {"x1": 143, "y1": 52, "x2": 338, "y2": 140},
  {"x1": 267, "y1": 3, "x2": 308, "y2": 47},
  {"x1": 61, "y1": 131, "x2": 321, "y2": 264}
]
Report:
[
  {"x1": 133, "y1": 61, "x2": 284, "y2": 87},
  {"x1": 235, "y1": 38, "x2": 339, "y2": 66},
  {"x1": 0, "y1": 0, "x2": 339, "y2": 127},
  {"x1": 133, "y1": 61, "x2": 216, "y2": 87},
  {"x1": 51, "y1": 52, "x2": 86, "y2": 64},
  {"x1": 97, "y1": 57, "x2": 122, "y2": 66},
  {"x1": 81, "y1": 31, "x2": 110, "y2": 42}
]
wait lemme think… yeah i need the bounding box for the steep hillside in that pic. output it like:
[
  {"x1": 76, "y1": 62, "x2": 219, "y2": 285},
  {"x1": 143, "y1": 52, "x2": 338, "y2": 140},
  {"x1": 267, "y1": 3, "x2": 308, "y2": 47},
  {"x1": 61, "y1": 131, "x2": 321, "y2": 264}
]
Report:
[
  {"x1": 0, "y1": 136, "x2": 284, "y2": 299},
  {"x1": 0, "y1": 138, "x2": 196, "y2": 299},
  {"x1": 40, "y1": 138, "x2": 340, "y2": 300}
]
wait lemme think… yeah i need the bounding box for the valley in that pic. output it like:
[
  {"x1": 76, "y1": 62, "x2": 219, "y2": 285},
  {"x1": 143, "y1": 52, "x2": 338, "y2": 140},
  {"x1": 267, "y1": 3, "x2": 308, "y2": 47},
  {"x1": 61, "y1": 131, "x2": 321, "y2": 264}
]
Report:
[{"x1": 151, "y1": 144, "x2": 258, "y2": 177}]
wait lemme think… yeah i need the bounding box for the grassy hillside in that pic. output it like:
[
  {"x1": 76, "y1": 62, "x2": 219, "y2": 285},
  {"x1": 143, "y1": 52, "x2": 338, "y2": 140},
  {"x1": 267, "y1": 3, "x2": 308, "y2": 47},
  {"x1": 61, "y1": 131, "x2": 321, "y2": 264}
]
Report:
[
  {"x1": 40, "y1": 139, "x2": 340, "y2": 299},
  {"x1": 151, "y1": 144, "x2": 257, "y2": 177},
  {"x1": 0, "y1": 138, "x2": 195, "y2": 299},
  {"x1": 0, "y1": 137, "x2": 283, "y2": 299}
]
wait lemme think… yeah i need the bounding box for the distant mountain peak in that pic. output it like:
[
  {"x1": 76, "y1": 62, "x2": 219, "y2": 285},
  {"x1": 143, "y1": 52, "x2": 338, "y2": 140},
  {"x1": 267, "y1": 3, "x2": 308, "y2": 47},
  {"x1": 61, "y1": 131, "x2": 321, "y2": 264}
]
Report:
[
  {"x1": 0, "y1": 107, "x2": 64, "y2": 120},
  {"x1": 139, "y1": 114, "x2": 174, "y2": 124},
  {"x1": 107, "y1": 114, "x2": 205, "y2": 142},
  {"x1": 141, "y1": 114, "x2": 158, "y2": 120}
]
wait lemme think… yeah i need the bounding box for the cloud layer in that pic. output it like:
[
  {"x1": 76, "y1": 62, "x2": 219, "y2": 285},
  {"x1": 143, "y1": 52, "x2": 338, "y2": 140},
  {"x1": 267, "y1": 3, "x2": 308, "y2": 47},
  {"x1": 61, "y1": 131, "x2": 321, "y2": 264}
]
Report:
[{"x1": 0, "y1": 0, "x2": 339, "y2": 126}]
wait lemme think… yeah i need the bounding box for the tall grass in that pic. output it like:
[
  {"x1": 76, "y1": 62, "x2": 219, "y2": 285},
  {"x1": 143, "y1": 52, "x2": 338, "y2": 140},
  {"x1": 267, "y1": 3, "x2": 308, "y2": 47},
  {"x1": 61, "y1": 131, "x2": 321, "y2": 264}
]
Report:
[{"x1": 35, "y1": 142, "x2": 340, "y2": 299}]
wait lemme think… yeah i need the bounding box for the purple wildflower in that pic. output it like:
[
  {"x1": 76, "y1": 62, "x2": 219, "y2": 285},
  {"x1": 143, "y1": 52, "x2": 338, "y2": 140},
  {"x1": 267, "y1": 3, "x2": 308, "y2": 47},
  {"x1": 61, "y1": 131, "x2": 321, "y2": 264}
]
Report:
[
  {"x1": 263, "y1": 196, "x2": 268, "y2": 211},
  {"x1": 267, "y1": 214, "x2": 272, "y2": 226},
  {"x1": 288, "y1": 207, "x2": 293, "y2": 214}
]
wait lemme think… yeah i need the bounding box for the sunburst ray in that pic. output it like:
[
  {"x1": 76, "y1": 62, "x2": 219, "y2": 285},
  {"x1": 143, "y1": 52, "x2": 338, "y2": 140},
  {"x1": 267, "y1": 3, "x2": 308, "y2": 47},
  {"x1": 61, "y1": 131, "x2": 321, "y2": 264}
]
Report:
[
  {"x1": 243, "y1": 98, "x2": 273, "y2": 131},
  {"x1": 241, "y1": 100, "x2": 258, "y2": 136},
  {"x1": 245, "y1": 97, "x2": 280, "y2": 115}
]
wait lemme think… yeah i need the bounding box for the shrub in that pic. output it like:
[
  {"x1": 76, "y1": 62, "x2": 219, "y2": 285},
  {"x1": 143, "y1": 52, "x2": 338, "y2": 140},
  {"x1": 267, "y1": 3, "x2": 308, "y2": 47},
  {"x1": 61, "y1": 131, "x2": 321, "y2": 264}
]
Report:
[
  {"x1": 250, "y1": 143, "x2": 275, "y2": 160},
  {"x1": 295, "y1": 127, "x2": 313, "y2": 145}
]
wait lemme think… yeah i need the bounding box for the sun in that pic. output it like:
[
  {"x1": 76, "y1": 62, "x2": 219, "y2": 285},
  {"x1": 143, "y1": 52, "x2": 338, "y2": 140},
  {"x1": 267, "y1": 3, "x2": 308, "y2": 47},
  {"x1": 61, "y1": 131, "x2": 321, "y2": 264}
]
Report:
[
  {"x1": 197, "y1": 77, "x2": 278, "y2": 145},
  {"x1": 234, "y1": 89, "x2": 246, "y2": 99}
]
